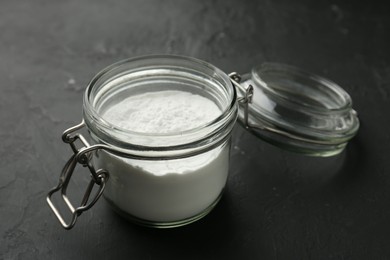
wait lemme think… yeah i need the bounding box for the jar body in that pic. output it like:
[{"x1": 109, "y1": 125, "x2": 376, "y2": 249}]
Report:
[
  {"x1": 83, "y1": 55, "x2": 238, "y2": 227},
  {"x1": 93, "y1": 138, "x2": 230, "y2": 227}
]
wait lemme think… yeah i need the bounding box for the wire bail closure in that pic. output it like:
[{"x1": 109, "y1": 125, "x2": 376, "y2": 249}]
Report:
[
  {"x1": 46, "y1": 121, "x2": 109, "y2": 230},
  {"x1": 229, "y1": 72, "x2": 254, "y2": 128}
]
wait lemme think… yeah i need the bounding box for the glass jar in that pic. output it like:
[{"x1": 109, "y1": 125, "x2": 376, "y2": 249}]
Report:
[{"x1": 47, "y1": 55, "x2": 359, "y2": 229}]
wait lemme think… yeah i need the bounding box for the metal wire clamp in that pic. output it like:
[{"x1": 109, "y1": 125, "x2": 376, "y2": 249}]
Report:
[
  {"x1": 46, "y1": 121, "x2": 109, "y2": 230},
  {"x1": 229, "y1": 72, "x2": 254, "y2": 128}
]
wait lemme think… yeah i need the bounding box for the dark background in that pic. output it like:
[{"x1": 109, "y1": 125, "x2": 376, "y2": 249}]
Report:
[{"x1": 1, "y1": 0, "x2": 390, "y2": 259}]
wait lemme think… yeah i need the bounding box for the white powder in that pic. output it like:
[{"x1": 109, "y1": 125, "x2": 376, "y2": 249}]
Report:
[
  {"x1": 99, "y1": 144, "x2": 230, "y2": 223},
  {"x1": 95, "y1": 90, "x2": 230, "y2": 224},
  {"x1": 102, "y1": 90, "x2": 221, "y2": 133}
]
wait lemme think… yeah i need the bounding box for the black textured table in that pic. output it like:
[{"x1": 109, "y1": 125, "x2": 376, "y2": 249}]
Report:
[{"x1": 1, "y1": 0, "x2": 390, "y2": 259}]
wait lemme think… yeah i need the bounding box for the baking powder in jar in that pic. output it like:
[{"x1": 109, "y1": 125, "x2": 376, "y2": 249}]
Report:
[
  {"x1": 97, "y1": 90, "x2": 229, "y2": 224},
  {"x1": 47, "y1": 55, "x2": 360, "y2": 229},
  {"x1": 82, "y1": 55, "x2": 238, "y2": 227}
]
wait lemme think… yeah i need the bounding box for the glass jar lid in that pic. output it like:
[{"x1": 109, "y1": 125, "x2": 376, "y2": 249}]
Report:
[{"x1": 233, "y1": 63, "x2": 359, "y2": 157}]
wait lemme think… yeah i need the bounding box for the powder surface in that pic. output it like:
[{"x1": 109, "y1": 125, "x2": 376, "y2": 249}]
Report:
[{"x1": 102, "y1": 90, "x2": 221, "y2": 133}]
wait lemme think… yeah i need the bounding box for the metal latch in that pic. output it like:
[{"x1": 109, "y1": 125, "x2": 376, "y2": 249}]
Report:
[{"x1": 46, "y1": 121, "x2": 109, "y2": 230}]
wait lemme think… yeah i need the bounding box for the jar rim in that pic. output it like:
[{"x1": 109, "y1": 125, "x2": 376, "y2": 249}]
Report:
[{"x1": 83, "y1": 54, "x2": 238, "y2": 150}]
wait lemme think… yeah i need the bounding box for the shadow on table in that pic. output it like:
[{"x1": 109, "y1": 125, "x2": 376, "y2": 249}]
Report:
[{"x1": 105, "y1": 193, "x2": 242, "y2": 258}]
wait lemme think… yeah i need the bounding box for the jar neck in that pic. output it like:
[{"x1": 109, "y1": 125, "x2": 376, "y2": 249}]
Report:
[{"x1": 82, "y1": 55, "x2": 238, "y2": 156}]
